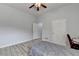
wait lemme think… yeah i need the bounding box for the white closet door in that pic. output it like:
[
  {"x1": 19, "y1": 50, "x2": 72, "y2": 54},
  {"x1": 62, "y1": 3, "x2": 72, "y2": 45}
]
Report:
[
  {"x1": 52, "y1": 19, "x2": 67, "y2": 46},
  {"x1": 33, "y1": 23, "x2": 43, "y2": 39}
]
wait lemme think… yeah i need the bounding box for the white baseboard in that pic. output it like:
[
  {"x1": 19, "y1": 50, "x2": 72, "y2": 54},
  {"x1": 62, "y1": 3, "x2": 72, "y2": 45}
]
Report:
[{"x1": 0, "y1": 39, "x2": 32, "y2": 48}]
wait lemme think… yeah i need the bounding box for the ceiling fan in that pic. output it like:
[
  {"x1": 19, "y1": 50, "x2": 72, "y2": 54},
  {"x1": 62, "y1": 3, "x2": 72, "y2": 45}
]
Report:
[{"x1": 29, "y1": 3, "x2": 47, "y2": 11}]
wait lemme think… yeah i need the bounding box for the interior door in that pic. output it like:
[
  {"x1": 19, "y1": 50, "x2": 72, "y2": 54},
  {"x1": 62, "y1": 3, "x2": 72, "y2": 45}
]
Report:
[
  {"x1": 33, "y1": 23, "x2": 43, "y2": 39},
  {"x1": 52, "y1": 19, "x2": 67, "y2": 46}
]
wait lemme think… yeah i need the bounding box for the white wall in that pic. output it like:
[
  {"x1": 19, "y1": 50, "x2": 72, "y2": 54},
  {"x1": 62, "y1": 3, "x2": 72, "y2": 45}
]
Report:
[
  {"x1": 1, "y1": 3, "x2": 79, "y2": 47},
  {"x1": 0, "y1": 4, "x2": 35, "y2": 48},
  {"x1": 38, "y1": 4, "x2": 79, "y2": 46}
]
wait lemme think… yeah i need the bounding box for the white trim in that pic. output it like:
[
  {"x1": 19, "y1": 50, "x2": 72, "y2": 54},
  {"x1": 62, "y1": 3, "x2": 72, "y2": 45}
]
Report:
[{"x1": 0, "y1": 39, "x2": 32, "y2": 48}]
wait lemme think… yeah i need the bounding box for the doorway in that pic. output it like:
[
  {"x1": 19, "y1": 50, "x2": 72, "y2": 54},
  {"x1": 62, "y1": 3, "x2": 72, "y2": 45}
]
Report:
[
  {"x1": 52, "y1": 19, "x2": 67, "y2": 46},
  {"x1": 33, "y1": 23, "x2": 43, "y2": 39}
]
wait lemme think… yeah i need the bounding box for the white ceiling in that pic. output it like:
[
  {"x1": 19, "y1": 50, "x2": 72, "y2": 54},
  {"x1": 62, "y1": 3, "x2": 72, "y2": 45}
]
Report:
[{"x1": 3, "y1": 3, "x2": 71, "y2": 16}]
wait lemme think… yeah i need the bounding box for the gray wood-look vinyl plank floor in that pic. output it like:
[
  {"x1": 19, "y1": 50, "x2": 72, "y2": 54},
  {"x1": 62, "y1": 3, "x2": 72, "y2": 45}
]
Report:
[{"x1": 0, "y1": 39, "x2": 41, "y2": 56}]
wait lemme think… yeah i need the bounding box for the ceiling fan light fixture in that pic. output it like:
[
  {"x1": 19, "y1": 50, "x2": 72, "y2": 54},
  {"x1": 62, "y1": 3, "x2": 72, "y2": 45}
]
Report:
[
  {"x1": 29, "y1": 3, "x2": 47, "y2": 11},
  {"x1": 35, "y1": 3, "x2": 41, "y2": 8}
]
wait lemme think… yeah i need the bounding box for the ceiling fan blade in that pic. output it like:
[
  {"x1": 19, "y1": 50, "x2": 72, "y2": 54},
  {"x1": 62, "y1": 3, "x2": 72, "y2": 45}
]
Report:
[
  {"x1": 41, "y1": 4, "x2": 47, "y2": 8},
  {"x1": 37, "y1": 7, "x2": 39, "y2": 11},
  {"x1": 29, "y1": 4, "x2": 34, "y2": 8}
]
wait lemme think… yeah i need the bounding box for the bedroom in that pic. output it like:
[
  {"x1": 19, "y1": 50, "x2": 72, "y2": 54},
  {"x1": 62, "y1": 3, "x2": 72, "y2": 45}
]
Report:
[{"x1": 0, "y1": 3, "x2": 79, "y2": 56}]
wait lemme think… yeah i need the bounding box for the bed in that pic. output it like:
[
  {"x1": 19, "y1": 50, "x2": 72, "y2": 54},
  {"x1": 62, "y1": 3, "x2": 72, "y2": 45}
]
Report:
[{"x1": 29, "y1": 41, "x2": 79, "y2": 56}]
